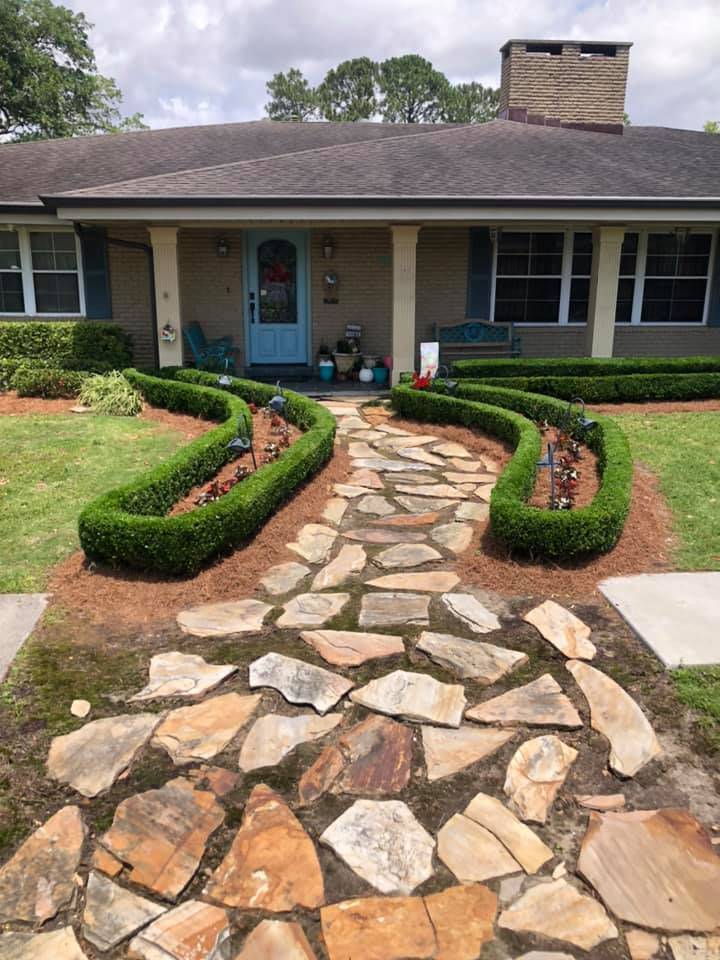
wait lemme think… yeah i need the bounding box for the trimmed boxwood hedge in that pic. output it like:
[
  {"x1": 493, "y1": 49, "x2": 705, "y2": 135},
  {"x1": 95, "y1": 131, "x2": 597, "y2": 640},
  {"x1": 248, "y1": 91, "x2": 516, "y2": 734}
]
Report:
[
  {"x1": 459, "y1": 372, "x2": 720, "y2": 403},
  {"x1": 452, "y1": 355, "x2": 720, "y2": 380},
  {"x1": 392, "y1": 382, "x2": 632, "y2": 560},
  {"x1": 79, "y1": 369, "x2": 336, "y2": 574},
  {"x1": 0, "y1": 321, "x2": 132, "y2": 368}
]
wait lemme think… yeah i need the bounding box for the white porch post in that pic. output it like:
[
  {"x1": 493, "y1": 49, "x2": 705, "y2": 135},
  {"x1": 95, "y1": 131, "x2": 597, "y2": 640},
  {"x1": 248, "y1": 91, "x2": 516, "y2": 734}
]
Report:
[
  {"x1": 585, "y1": 225, "x2": 625, "y2": 358},
  {"x1": 148, "y1": 226, "x2": 182, "y2": 367},
  {"x1": 391, "y1": 224, "x2": 420, "y2": 386}
]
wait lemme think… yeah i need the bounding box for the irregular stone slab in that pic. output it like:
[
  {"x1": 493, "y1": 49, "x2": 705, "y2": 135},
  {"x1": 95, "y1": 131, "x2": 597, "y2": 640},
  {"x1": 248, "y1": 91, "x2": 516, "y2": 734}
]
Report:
[
  {"x1": 350, "y1": 429, "x2": 385, "y2": 441},
  {"x1": 396, "y1": 483, "x2": 468, "y2": 499},
  {"x1": 366, "y1": 571, "x2": 459, "y2": 592},
  {"x1": 189, "y1": 765, "x2": 239, "y2": 797},
  {"x1": 474, "y1": 483, "x2": 496, "y2": 502},
  {"x1": 417, "y1": 631, "x2": 528, "y2": 683},
  {"x1": 455, "y1": 482, "x2": 479, "y2": 494},
  {"x1": 441, "y1": 592, "x2": 501, "y2": 634},
  {"x1": 348, "y1": 440, "x2": 382, "y2": 459},
  {"x1": 578, "y1": 809, "x2": 720, "y2": 931},
  {"x1": 249, "y1": 652, "x2": 353, "y2": 714},
  {"x1": 152, "y1": 692, "x2": 261, "y2": 765},
  {"x1": 425, "y1": 883, "x2": 497, "y2": 960},
  {"x1": 101, "y1": 777, "x2": 224, "y2": 900},
  {"x1": 566, "y1": 660, "x2": 661, "y2": 776},
  {"x1": 504, "y1": 735, "x2": 578, "y2": 823},
  {"x1": 334, "y1": 483, "x2": 378, "y2": 498},
  {"x1": 670, "y1": 935, "x2": 720, "y2": 960},
  {"x1": 348, "y1": 468, "x2": 384, "y2": 489},
  {"x1": 398, "y1": 447, "x2": 446, "y2": 466},
  {"x1": 301, "y1": 629, "x2": 404, "y2": 666},
  {"x1": 128, "y1": 900, "x2": 230, "y2": 960},
  {"x1": 524, "y1": 600, "x2": 596, "y2": 660},
  {"x1": 177, "y1": 598, "x2": 272, "y2": 637},
  {"x1": 576, "y1": 792, "x2": 626, "y2": 811},
  {"x1": 351, "y1": 669, "x2": 466, "y2": 727},
  {"x1": 352, "y1": 457, "x2": 433, "y2": 473},
  {"x1": 130, "y1": 651, "x2": 237, "y2": 702},
  {"x1": 343, "y1": 527, "x2": 426, "y2": 544},
  {"x1": 380, "y1": 434, "x2": 438, "y2": 449},
  {"x1": 375, "y1": 423, "x2": 413, "y2": 435},
  {"x1": 422, "y1": 725, "x2": 514, "y2": 780},
  {"x1": 627, "y1": 929, "x2": 661, "y2": 960},
  {"x1": 430, "y1": 521, "x2": 474, "y2": 554},
  {"x1": 70, "y1": 698, "x2": 90, "y2": 718},
  {"x1": 321, "y1": 799, "x2": 435, "y2": 894},
  {"x1": 449, "y1": 457, "x2": 489, "y2": 472},
  {"x1": 456, "y1": 501, "x2": 489, "y2": 521},
  {"x1": 357, "y1": 495, "x2": 395, "y2": 517},
  {"x1": 82, "y1": 871, "x2": 166, "y2": 952},
  {"x1": 239, "y1": 713, "x2": 342, "y2": 771},
  {"x1": 464, "y1": 792, "x2": 554, "y2": 874},
  {"x1": 433, "y1": 442, "x2": 471, "y2": 458},
  {"x1": 205, "y1": 784, "x2": 324, "y2": 910},
  {"x1": 322, "y1": 497, "x2": 349, "y2": 525},
  {"x1": 0, "y1": 593, "x2": 48, "y2": 684},
  {"x1": 369, "y1": 510, "x2": 440, "y2": 527},
  {"x1": 396, "y1": 495, "x2": 457, "y2": 512},
  {"x1": 438, "y1": 813, "x2": 521, "y2": 882},
  {"x1": 336, "y1": 414, "x2": 364, "y2": 428},
  {"x1": 236, "y1": 920, "x2": 317, "y2": 960},
  {"x1": 299, "y1": 715, "x2": 412, "y2": 804},
  {"x1": 260, "y1": 561, "x2": 311, "y2": 595},
  {"x1": 321, "y1": 895, "x2": 436, "y2": 960},
  {"x1": 498, "y1": 878, "x2": 618, "y2": 951},
  {"x1": 0, "y1": 928, "x2": 87, "y2": 960},
  {"x1": 359, "y1": 592, "x2": 430, "y2": 627},
  {"x1": 311, "y1": 547, "x2": 366, "y2": 590},
  {"x1": 466, "y1": 674, "x2": 582, "y2": 728},
  {"x1": 276, "y1": 592, "x2": 350, "y2": 628},
  {"x1": 444, "y1": 471, "x2": 497, "y2": 485},
  {"x1": 516, "y1": 953, "x2": 581, "y2": 960},
  {"x1": 389, "y1": 472, "x2": 436, "y2": 484},
  {"x1": 48, "y1": 713, "x2": 159, "y2": 797},
  {"x1": 373, "y1": 543, "x2": 443, "y2": 569},
  {"x1": 91, "y1": 845, "x2": 123, "y2": 877},
  {"x1": 0, "y1": 806, "x2": 85, "y2": 924},
  {"x1": 287, "y1": 524, "x2": 337, "y2": 563}
]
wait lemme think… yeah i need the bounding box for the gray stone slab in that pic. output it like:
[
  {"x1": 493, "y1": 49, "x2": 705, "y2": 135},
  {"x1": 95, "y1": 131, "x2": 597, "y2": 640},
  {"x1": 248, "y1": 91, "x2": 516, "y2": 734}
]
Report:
[
  {"x1": 0, "y1": 594, "x2": 48, "y2": 683},
  {"x1": 599, "y1": 572, "x2": 720, "y2": 668}
]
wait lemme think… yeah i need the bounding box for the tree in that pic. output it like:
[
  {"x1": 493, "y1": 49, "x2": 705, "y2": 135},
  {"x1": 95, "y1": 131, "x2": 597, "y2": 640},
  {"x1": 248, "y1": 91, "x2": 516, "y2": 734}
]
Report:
[
  {"x1": 0, "y1": 0, "x2": 146, "y2": 141},
  {"x1": 704, "y1": 120, "x2": 719, "y2": 134},
  {"x1": 265, "y1": 68, "x2": 319, "y2": 121},
  {"x1": 378, "y1": 55, "x2": 450, "y2": 123},
  {"x1": 318, "y1": 57, "x2": 377, "y2": 122},
  {"x1": 440, "y1": 82, "x2": 499, "y2": 123}
]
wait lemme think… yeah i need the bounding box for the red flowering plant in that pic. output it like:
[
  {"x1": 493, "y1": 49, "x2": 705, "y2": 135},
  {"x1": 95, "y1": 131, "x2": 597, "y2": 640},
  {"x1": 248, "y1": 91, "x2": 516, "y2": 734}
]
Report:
[{"x1": 411, "y1": 370, "x2": 433, "y2": 390}]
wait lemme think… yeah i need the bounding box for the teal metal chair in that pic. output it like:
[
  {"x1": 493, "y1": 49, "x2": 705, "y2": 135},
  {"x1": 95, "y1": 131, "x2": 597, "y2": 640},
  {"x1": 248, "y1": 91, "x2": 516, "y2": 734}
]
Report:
[{"x1": 183, "y1": 322, "x2": 236, "y2": 370}]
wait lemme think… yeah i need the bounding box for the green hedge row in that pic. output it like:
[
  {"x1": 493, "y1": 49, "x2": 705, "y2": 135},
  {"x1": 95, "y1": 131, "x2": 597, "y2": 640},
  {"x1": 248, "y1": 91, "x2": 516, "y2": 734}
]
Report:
[
  {"x1": 452, "y1": 355, "x2": 720, "y2": 380},
  {"x1": 392, "y1": 382, "x2": 633, "y2": 560},
  {"x1": 11, "y1": 365, "x2": 88, "y2": 398},
  {"x1": 0, "y1": 357, "x2": 113, "y2": 391},
  {"x1": 0, "y1": 321, "x2": 132, "y2": 368},
  {"x1": 459, "y1": 372, "x2": 720, "y2": 403},
  {"x1": 79, "y1": 369, "x2": 335, "y2": 574}
]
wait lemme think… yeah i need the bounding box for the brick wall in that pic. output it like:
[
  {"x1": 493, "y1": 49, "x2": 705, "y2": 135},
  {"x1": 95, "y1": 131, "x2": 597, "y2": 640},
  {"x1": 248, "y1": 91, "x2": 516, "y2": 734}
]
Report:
[
  {"x1": 106, "y1": 226, "x2": 154, "y2": 366},
  {"x1": 415, "y1": 226, "x2": 470, "y2": 358}
]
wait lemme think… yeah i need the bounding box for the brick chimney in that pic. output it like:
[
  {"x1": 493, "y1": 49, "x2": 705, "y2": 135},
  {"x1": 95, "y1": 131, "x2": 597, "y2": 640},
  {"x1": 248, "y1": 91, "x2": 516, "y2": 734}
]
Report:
[{"x1": 499, "y1": 39, "x2": 632, "y2": 134}]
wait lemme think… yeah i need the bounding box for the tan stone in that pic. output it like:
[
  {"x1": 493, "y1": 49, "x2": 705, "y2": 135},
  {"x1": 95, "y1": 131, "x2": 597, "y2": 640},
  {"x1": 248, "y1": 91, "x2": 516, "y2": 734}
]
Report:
[
  {"x1": 443, "y1": 471, "x2": 497, "y2": 484},
  {"x1": 380, "y1": 434, "x2": 438, "y2": 449},
  {"x1": 235, "y1": 920, "x2": 317, "y2": 959},
  {"x1": 395, "y1": 483, "x2": 468, "y2": 499},
  {"x1": 348, "y1": 468, "x2": 384, "y2": 489},
  {"x1": 575, "y1": 792, "x2": 626, "y2": 811},
  {"x1": 177, "y1": 598, "x2": 272, "y2": 637},
  {"x1": 48, "y1": 713, "x2": 160, "y2": 797},
  {"x1": 287, "y1": 524, "x2": 338, "y2": 563},
  {"x1": 359, "y1": 592, "x2": 430, "y2": 627},
  {"x1": 398, "y1": 447, "x2": 446, "y2": 466},
  {"x1": 91, "y1": 845, "x2": 123, "y2": 877},
  {"x1": 321, "y1": 497, "x2": 349, "y2": 525},
  {"x1": 152, "y1": 693, "x2": 261, "y2": 765},
  {"x1": 670, "y1": 935, "x2": 720, "y2": 960},
  {"x1": 301, "y1": 629, "x2": 404, "y2": 666},
  {"x1": 356, "y1": 495, "x2": 395, "y2": 517},
  {"x1": 373, "y1": 543, "x2": 443, "y2": 569},
  {"x1": 417, "y1": 631, "x2": 528, "y2": 683},
  {"x1": 82, "y1": 871, "x2": 166, "y2": 952},
  {"x1": 343, "y1": 527, "x2": 427, "y2": 543},
  {"x1": 101, "y1": 778, "x2": 224, "y2": 900},
  {"x1": 455, "y1": 501, "x2": 489, "y2": 521},
  {"x1": 524, "y1": 600, "x2": 596, "y2": 660},
  {"x1": 422, "y1": 725, "x2": 514, "y2": 780},
  {"x1": 474, "y1": 483, "x2": 496, "y2": 502},
  {"x1": 566, "y1": 660, "x2": 661, "y2": 777},
  {"x1": 463, "y1": 792, "x2": 554, "y2": 874},
  {"x1": 466, "y1": 674, "x2": 582, "y2": 728},
  {"x1": 349, "y1": 429, "x2": 385, "y2": 441},
  {"x1": 334, "y1": 483, "x2": 378, "y2": 498},
  {"x1": 368, "y1": 510, "x2": 440, "y2": 526},
  {"x1": 366, "y1": 571, "x2": 459, "y2": 592},
  {"x1": 430, "y1": 521, "x2": 474, "y2": 554},
  {"x1": 130, "y1": 651, "x2": 237, "y2": 701},
  {"x1": 396, "y1": 494, "x2": 458, "y2": 512},
  {"x1": 0, "y1": 928, "x2": 88, "y2": 960},
  {"x1": 70, "y1": 699, "x2": 91, "y2": 718},
  {"x1": 434, "y1": 442, "x2": 471, "y2": 458},
  {"x1": 128, "y1": 900, "x2": 230, "y2": 960},
  {"x1": 321, "y1": 896, "x2": 436, "y2": 960},
  {"x1": 449, "y1": 457, "x2": 488, "y2": 471},
  {"x1": 441, "y1": 592, "x2": 501, "y2": 633},
  {"x1": 259, "y1": 561, "x2": 310, "y2": 595},
  {"x1": 424, "y1": 883, "x2": 497, "y2": 960},
  {"x1": 498, "y1": 878, "x2": 618, "y2": 951},
  {"x1": 205, "y1": 784, "x2": 324, "y2": 910},
  {"x1": 0, "y1": 806, "x2": 85, "y2": 924},
  {"x1": 348, "y1": 441, "x2": 382, "y2": 459},
  {"x1": 311, "y1": 546, "x2": 366, "y2": 590},
  {"x1": 352, "y1": 457, "x2": 433, "y2": 473},
  {"x1": 351, "y1": 669, "x2": 466, "y2": 727},
  {"x1": 276, "y1": 592, "x2": 350, "y2": 628},
  {"x1": 249, "y1": 652, "x2": 353, "y2": 713},
  {"x1": 196, "y1": 765, "x2": 239, "y2": 797},
  {"x1": 438, "y1": 813, "x2": 521, "y2": 882},
  {"x1": 504, "y1": 735, "x2": 578, "y2": 823},
  {"x1": 239, "y1": 713, "x2": 342, "y2": 771},
  {"x1": 577, "y1": 809, "x2": 720, "y2": 931},
  {"x1": 626, "y1": 929, "x2": 661, "y2": 960}
]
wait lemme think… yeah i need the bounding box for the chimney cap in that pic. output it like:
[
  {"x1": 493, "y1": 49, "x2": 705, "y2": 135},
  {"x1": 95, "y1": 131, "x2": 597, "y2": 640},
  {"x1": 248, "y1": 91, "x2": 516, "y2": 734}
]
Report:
[{"x1": 499, "y1": 38, "x2": 633, "y2": 53}]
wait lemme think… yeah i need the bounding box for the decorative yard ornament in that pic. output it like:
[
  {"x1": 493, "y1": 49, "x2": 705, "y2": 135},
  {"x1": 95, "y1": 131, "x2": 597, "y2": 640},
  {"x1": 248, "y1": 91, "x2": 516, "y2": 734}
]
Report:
[
  {"x1": 217, "y1": 358, "x2": 232, "y2": 387},
  {"x1": 432, "y1": 363, "x2": 458, "y2": 396},
  {"x1": 562, "y1": 397, "x2": 597, "y2": 436},
  {"x1": 269, "y1": 381, "x2": 287, "y2": 416},
  {"x1": 537, "y1": 440, "x2": 557, "y2": 510},
  {"x1": 227, "y1": 410, "x2": 257, "y2": 469}
]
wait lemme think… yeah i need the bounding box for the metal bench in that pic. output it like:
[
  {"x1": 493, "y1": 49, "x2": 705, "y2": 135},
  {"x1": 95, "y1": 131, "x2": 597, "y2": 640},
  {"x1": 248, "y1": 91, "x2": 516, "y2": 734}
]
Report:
[{"x1": 432, "y1": 321, "x2": 522, "y2": 366}]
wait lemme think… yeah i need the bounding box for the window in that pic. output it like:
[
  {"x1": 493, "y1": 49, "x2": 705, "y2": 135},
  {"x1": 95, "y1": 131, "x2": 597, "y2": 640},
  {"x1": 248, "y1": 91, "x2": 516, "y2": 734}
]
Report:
[
  {"x1": 30, "y1": 232, "x2": 80, "y2": 314},
  {"x1": 615, "y1": 233, "x2": 638, "y2": 324},
  {"x1": 568, "y1": 232, "x2": 592, "y2": 323},
  {"x1": 494, "y1": 232, "x2": 564, "y2": 323},
  {"x1": 641, "y1": 233, "x2": 712, "y2": 324},
  {"x1": 0, "y1": 231, "x2": 24, "y2": 313}
]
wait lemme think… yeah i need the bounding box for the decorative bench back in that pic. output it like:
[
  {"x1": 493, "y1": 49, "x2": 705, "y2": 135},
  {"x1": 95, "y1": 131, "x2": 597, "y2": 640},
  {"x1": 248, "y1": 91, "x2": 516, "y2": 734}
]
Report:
[{"x1": 432, "y1": 321, "x2": 522, "y2": 359}]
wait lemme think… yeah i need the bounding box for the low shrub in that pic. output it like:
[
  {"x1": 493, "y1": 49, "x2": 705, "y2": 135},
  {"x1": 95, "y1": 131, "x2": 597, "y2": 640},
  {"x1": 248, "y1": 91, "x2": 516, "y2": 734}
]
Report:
[
  {"x1": 0, "y1": 357, "x2": 113, "y2": 391},
  {"x1": 392, "y1": 382, "x2": 632, "y2": 560},
  {"x1": 79, "y1": 370, "x2": 335, "y2": 574},
  {"x1": 0, "y1": 321, "x2": 132, "y2": 368},
  {"x1": 11, "y1": 364, "x2": 88, "y2": 399},
  {"x1": 458, "y1": 372, "x2": 720, "y2": 403},
  {"x1": 452, "y1": 355, "x2": 720, "y2": 380},
  {"x1": 78, "y1": 371, "x2": 143, "y2": 416}
]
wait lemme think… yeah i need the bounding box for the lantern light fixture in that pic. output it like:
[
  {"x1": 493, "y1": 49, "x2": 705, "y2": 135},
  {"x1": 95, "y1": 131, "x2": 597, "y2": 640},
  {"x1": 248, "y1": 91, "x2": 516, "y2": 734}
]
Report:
[
  {"x1": 322, "y1": 235, "x2": 335, "y2": 259},
  {"x1": 217, "y1": 238, "x2": 230, "y2": 258}
]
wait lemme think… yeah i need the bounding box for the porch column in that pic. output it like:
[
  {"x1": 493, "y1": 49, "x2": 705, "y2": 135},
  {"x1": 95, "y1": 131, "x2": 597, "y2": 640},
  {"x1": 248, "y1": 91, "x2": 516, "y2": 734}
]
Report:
[
  {"x1": 585, "y1": 226, "x2": 625, "y2": 358},
  {"x1": 391, "y1": 224, "x2": 420, "y2": 386},
  {"x1": 148, "y1": 226, "x2": 182, "y2": 367}
]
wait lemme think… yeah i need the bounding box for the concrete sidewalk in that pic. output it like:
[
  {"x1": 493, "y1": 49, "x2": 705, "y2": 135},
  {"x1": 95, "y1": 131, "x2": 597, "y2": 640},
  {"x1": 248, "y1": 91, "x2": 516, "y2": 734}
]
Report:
[{"x1": 0, "y1": 594, "x2": 48, "y2": 682}]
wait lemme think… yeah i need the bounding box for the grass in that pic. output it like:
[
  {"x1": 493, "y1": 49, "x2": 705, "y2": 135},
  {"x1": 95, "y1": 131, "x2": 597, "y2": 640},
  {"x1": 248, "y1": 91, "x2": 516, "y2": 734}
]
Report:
[
  {"x1": 673, "y1": 666, "x2": 720, "y2": 752},
  {"x1": 0, "y1": 413, "x2": 191, "y2": 592},
  {"x1": 610, "y1": 410, "x2": 720, "y2": 571}
]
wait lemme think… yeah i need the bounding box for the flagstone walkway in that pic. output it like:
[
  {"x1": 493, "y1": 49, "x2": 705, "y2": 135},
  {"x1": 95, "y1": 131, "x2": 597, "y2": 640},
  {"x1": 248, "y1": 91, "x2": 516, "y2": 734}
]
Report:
[{"x1": 1, "y1": 399, "x2": 719, "y2": 959}]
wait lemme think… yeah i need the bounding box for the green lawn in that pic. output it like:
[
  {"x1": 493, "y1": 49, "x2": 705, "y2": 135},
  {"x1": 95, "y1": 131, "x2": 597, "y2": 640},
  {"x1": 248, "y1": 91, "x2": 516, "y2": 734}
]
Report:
[{"x1": 0, "y1": 414, "x2": 190, "y2": 592}]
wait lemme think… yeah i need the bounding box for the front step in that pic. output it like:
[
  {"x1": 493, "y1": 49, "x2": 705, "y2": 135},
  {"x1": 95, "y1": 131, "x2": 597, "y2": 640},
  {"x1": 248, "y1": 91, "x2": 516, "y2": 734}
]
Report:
[{"x1": 244, "y1": 364, "x2": 315, "y2": 383}]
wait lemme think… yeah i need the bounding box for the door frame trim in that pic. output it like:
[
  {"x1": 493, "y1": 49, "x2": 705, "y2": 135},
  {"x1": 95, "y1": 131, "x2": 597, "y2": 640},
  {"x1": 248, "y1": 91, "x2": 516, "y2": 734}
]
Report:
[{"x1": 242, "y1": 228, "x2": 312, "y2": 366}]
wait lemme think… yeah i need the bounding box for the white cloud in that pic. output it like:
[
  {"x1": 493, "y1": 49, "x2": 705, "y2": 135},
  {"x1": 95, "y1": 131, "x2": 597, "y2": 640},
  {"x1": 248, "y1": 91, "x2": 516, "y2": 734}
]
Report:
[{"x1": 66, "y1": 0, "x2": 720, "y2": 130}]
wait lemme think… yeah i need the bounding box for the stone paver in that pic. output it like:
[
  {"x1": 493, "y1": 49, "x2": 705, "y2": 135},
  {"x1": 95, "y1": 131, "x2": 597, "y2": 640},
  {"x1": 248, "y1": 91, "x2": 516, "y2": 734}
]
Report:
[
  {"x1": 575, "y1": 792, "x2": 626, "y2": 811},
  {"x1": 444, "y1": 471, "x2": 497, "y2": 485},
  {"x1": 0, "y1": 593, "x2": 48, "y2": 683},
  {"x1": 236, "y1": 920, "x2": 317, "y2": 960},
  {"x1": 276, "y1": 592, "x2": 350, "y2": 627},
  {"x1": 260, "y1": 561, "x2": 311, "y2": 595},
  {"x1": 359, "y1": 592, "x2": 430, "y2": 627},
  {"x1": 348, "y1": 468, "x2": 384, "y2": 488},
  {"x1": 430, "y1": 521, "x2": 474, "y2": 553},
  {"x1": 417, "y1": 630, "x2": 528, "y2": 682},
  {"x1": 398, "y1": 447, "x2": 446, "y2": 466},
  {"x1": 128, "y1": 900, "x2": 230, "y2": 960},
  {"x1": 249, "y1": 652, "x2": 353, "y2": 713},
  {"x1": 466, "y1": 674, "x2": 582, "y2": 728},
  {"x1": 287, "y1": 523, "x2": 338, "y2": 563},
  {"x1": 373, "y1": 542, "x2": 443, "y2": 569},
  {"x1": 422, "y1": 725, "x2": 514, "y2": 780},
  {"x1": 343, "y1": 527, "x2": 427, "y2": 543},
  {"x1": 395, "y1": 494, "x2": 458, "y2": 512},
  {"x1": 177, "y1": 598, "x2": 272, "y2": 637},
  {"x1": 311, "y1": 546, "x2": 366, "y2": 590},
  {"x1": 321, "y1": 896, "x2": 436, "y2": 960},
  {"x1": 442, "y1": 592, "x2": 501, "y2": 633},
  {"x1": 504, "y1": 735, "x2": 578, "y2": 823},
  {"x1": 130, "y1": 651, "x2": 237, "y2": 701},
  {"x1": 380, "y1": 434, "x2": 438, "y2": 449},
  {"x1": 455, "y1": 501, "x2": 489, "y2": 521},
  {"x1": 433, "y1": 441, "x2": 471, "y2": 458},
  {"x1": 82, "y1": 871, "x2": 166, "y2": 952},
  {"x1": 464, "y1": 792, "x2": 554, "y2": 873},
  {"x1": 366, "y1": 571, "x2": 460, "y2": 592},
  {"x1": 351, "y1": 669, "x2": 466, "y2": 726},
  {"x1": 0, "y1": 928, "x2": 88, "y2": 960},
  {"x1": 152, "y1": 692, "x2": 261, "y2": 765},
  {"x1": 334, "y1": 483, "x2": 379, "y2": 498},
  {"x1": 369, "y1": 510, "x2": 441, "y2": 526},
  {"x1": 438, "y1": 813, "x2": 521, "y2": 882},
  {"x1": 352, "y1": 457, "x2": 433, "y2": 473},
  {"x1": 322, "y1": 497, "x2": 349, "y2": 525},
  {"x1": 395, "y1": 482, "x2": 468, "y2": 499},
  {"x1": 357, "y1": 494, "x2": 396, "y2": 516},
  {"x1": 238, "y1": 713, "x2": 342, "y2": 771},
  {"x1": 524, "y1": 600, "x2": 596, "y2": 660},
  {"x1": 301, "y1": 629, "x2": 405, "y2": 666}
]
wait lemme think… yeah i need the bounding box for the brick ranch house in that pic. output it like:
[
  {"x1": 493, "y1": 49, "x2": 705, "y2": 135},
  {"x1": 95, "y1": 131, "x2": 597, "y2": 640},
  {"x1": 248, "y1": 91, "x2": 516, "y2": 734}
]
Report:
[{"x1": 1, "y1": 38, "x2": 720, "y2": 382}]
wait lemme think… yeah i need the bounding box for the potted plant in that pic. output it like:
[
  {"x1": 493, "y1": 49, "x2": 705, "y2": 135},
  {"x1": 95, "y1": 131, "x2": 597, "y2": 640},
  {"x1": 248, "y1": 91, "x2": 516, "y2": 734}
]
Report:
[
  {"x1": 332, "y1": 338, "x2": 357, "y2": 379},
  {"x1": 373, "y1": 359, "x2": 389, "y2": 385}
]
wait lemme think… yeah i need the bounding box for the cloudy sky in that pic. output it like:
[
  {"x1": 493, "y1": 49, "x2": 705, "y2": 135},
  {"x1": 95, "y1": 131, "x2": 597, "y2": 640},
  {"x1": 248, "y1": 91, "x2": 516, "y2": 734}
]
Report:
[{"x1": 65, "y1": 0, "x2": 720, "y2": 132}]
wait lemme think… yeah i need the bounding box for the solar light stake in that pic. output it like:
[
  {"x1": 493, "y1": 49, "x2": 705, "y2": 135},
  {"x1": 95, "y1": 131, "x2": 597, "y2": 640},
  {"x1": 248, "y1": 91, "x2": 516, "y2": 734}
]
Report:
[{"x1": 537, "y1": 441, "x2": 557, "y2": 510}]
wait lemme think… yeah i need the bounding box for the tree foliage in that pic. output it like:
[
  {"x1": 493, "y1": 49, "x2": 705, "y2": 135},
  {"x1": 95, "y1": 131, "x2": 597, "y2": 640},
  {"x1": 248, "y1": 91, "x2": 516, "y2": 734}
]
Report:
[
  {"x1": 704, "y1": 120, "x2": 719, "y2": 135},
  {"x1": 265, "y1": 67, "x2": 319, "y2": 121},
  {"x1": 317, "y1": 57, "x2": 377, "y2": 121},
  {"x1": 440, "y1": 81, "x2": 499, "y2": 123},
  {"x1": 0, "y1": 0, "x2": 146, "y2": 141},
  {"x1": 377, "y1": 54, "x2": 450, "y2": 123}
]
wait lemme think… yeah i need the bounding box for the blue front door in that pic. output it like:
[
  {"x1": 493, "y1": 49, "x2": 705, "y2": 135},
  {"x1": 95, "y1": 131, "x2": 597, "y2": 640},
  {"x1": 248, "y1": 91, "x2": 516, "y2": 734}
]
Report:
[{"x1": 246, "y1": 230, "x2": 309, "y2": 364}]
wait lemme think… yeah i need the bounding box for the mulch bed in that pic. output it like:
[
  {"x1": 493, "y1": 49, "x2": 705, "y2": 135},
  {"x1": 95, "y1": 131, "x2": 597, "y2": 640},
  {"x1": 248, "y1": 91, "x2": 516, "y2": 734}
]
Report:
[{"x1": 590, "y1": 399, "x2": 720, "y2": 415}]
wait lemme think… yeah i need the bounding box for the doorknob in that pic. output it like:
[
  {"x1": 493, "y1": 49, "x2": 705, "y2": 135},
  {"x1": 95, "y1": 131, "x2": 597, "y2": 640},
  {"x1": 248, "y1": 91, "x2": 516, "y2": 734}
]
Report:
[{"x1": 249, "y1": 291, "x2": 256, "y2": 324}]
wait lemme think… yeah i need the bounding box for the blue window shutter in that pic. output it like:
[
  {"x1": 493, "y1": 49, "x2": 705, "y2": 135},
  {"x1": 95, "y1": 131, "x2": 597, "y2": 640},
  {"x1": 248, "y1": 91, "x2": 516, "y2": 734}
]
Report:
[
  {"x1": 80, "y1": 229, "x2": 112, "y2": 319},
  {"x1": 466, "y1": 227, "x2": 493, "y2": 319},
  {"x1": 707, "y1": 236, "x2": 720, "y2": 326}
]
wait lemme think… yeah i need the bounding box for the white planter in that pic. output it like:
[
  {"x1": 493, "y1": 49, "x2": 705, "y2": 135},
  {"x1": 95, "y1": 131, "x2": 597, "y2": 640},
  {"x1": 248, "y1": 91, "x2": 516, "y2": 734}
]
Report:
[
  {"x1": 362, "y1": 355, "x2": 379, "y2": 369},
  {"x1": 332, "y1": 352, "x2": 355, "y2": 374},
  {"x1": 359, "y1": 366, "x2": 374, "y2": 383}
]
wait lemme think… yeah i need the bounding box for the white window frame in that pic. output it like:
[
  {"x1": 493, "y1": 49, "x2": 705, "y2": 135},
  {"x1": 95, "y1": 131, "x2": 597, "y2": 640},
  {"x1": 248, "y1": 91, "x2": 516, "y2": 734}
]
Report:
[
  {"x1": 0, "y1": 226, "x2": 85, "y2": 318},
  {"x1": 492, "y1": 228, "x2": 567, "y2": 326}
]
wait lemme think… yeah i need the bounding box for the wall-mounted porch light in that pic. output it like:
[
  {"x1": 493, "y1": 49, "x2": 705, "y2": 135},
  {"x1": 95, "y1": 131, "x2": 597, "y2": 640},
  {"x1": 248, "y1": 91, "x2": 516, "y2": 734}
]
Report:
[
  {"x1": 322, "y1": 235, "x2": 335, "y2": 259},
  {"x1": 217, "y1": 238, "x2": 230, "y2": 258}
]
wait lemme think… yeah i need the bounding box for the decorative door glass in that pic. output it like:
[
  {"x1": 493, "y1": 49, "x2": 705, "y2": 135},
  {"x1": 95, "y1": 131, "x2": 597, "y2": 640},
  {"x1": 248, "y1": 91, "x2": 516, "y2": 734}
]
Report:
[{"x1": 258, "y1": 239, "x2": 297, "y2": 323}]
